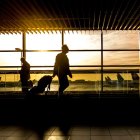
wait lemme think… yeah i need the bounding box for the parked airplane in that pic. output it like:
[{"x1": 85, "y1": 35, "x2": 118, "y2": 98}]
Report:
[
  {"x1": 104, "y1": 73, "x2": 139, "y2": 89},
  {"x1": 130, "y1": 72, "x2": 139, "y2": 89}
]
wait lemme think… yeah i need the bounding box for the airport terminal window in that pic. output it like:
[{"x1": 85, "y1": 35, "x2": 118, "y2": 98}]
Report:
[
  {"x1": 103, "y1": 31, "x2": 140, "y2": 92},
  {"x1": 103, "y1": 51, "x2": 139, "y2": 65},
  {"x1": 26, "y1": 32, "x2": 62, "y2": 69},
  {"x1": 64, "y1": 30, "x2": 101, "y2": 92},
  {"x1": 64, "y1": 30, "x2": 101, "y2": 50},
  {"x1": 68, "y1": 52, "x2": 101, "y2": 66},
  {"x1": 0, "y1": 30, "x2": 139, "y2": 93},
  {"x1": 0, "y1": 34, "x2": 22, "y2": 50},
  {"x1": 0, "y1": 34, "x2": 22, "y2": 67},
  {"x1": 26, "y1": 32, "x2": 62, "y2": 50},
  {"x1": 26, "y1": 52, "x2": 58, "y2": 69},
  {"x1": 103, "y1": 30, "x2": 140, "y2": 68},
  {"x1": 0, "y1": 52, "x2": 21, "y2": 67},
  {"x1": 103, "y1": 31, "x2": 139, "y2": 50}
]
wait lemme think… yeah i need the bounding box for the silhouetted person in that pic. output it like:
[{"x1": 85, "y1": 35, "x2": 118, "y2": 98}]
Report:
[
  {"x1": 53, "y1": 44, "x2": 72, "y2": 95},
  {"x1": 20, "y1": 57, "x2": 30, "y2": 93}
]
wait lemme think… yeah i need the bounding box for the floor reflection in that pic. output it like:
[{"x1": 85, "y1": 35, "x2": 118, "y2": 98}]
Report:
[{"x1": 0, "y1": 125, "x2": 140, "y2": 140}]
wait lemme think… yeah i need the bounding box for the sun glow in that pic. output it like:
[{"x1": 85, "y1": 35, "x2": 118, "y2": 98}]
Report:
[{"x1": 25, "y1": 32, "x2": 61, "y2": 67}]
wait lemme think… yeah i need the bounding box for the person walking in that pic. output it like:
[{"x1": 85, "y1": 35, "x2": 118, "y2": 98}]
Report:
[{"x1": 53, "y1": 44, "x2": 72, "y2": 95}]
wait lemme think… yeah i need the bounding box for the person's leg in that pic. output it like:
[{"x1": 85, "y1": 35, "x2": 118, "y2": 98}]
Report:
[
  {"x1": 58, "y1": 76, "x2": 69, "y2": 95},
  {"x1": 21, "y1": 80, "x2": 29, "y2": 93}
]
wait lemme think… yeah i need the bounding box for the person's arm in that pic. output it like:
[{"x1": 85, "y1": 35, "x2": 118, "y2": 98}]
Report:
[
  {"x1": 67, "y1": 57, "x2": 72, "y2": 78},
  {"x1": 69, "y1": 71, "x2": 72, "y2": 78}
]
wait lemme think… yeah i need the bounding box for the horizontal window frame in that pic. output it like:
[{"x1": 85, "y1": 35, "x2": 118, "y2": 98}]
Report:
[
  {"x1": 0, "y1": 66, "x2": 139, "y2": 74},
  {"x1": 1, "y1": 49, "x2": 140, "y2": 52}
]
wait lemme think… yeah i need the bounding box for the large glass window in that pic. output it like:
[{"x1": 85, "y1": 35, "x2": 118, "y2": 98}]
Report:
[
  {"x1": 26, "y1": 52, "x2": 58, "y2": 68},
  {"x1": 26, "y1": 32, "x2": 62, "y2": 69},
  {"x1": 0, "y1": 34, "x2": 22, "y2": 50},
  {"x1": 103, "y1": 51, "x2": 139, "y2": 65},
  {"x1": 103, "y1": 31, "x2": 140, "y2": 93},
  {"x1": 64, "y1": 30, "x2": 101, "y2": 92},
  {"x1": 68, "y1": 52, "x2": 101, "y2": 66},
  {"x1": 0, "y1": 52, "x2": 21, "y2": 66},
  {"x1": 64, "y1": 30, "x2": 101, "y2": 50},
  {"x1": 0, "y1": 30, "x2": 139, "y2": 93},
  {"x1": 103, "y1": 31, "x2": 139, "y2": 50},
  {"x1": 0, "y1": 34, "x2": 22, "y2": 67},
  {"x1": 26, "y1": 32, "x2": 62, "y2": 50}
]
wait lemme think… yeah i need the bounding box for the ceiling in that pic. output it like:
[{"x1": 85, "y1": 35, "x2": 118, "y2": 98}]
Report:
[{"x1": 0, "y1": 0, "x2": 139, "y2": 34}]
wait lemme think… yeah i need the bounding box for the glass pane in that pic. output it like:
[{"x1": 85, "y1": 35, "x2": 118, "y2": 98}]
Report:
[
  {"x1": 26, "y1": 52, "x2": 58, "y2": 66},
  {"x1": 68, "y1": 51, "x2": 101, "y2": 65},
  {"x1": 103, "y1": 68, "x2": 140, "y2": 93},
  {"x1": 0, "y1": 73, "x2": 21, "y2": 92},
  {"x1": 64, "y1": 30, "x2": 101, "y2": 50},
  {"x1": 103, "y1": 51, "x2": 140, "y2": 65},
  {"x1": 26, "y1": 32, "x2": 62, "y2": 50},
  {"x1": 0, "y1": 70, "x2": 102, "y2": 93},
  {"x1": 66, "y1": 74, "x2": 100, "y2": 92},
  {"x1": 26, "y1": 51, "x2": 101, "y2": 66},
  {"x1": 0, "y1": 52, "x2": 21, "y2": 66},
  {"x1": 0, "y1": 34, "x2": 22, "y2": 50},
  {"x1": 30, "y1": 70, "x2": 101, "y2": 93},
  {"x1": 103, "y1": 30, "x2": 139, "y2": 50}
]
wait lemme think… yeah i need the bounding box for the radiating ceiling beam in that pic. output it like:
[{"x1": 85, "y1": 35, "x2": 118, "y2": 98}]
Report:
[
  {"x1": 118, "y1": 0, "x2": 131, "y2": 30},
  {"x1": 122, "y1": 0, "x2": 137, "y2": 30}
]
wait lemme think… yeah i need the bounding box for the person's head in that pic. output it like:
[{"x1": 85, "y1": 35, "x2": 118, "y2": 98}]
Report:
[
  {"x1": 62, "y1": 44, "x2": 69, "y2": 54},
  {"x1": 20, "y1": 57, "x2": 25, "y2": 63}
]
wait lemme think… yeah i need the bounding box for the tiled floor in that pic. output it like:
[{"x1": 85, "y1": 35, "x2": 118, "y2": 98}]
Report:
[{"x1": 0, "y1": 125, "x2": 140, "y2": 140}]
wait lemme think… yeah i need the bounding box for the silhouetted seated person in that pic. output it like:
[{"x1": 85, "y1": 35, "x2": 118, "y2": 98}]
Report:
[
  {"x1": 19, "y1": 57, "x2": 30, "y2": 93},
  {"x1": 52, "y1": 44, "x2": 72, "y2": 95}
]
